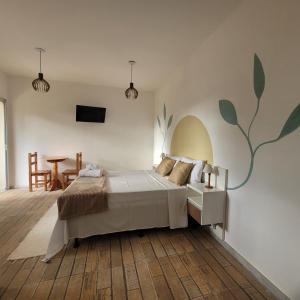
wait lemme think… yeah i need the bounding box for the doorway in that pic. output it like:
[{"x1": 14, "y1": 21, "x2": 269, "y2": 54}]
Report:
[{"x1": 0, "y1": 99, "x2": 7, "y2": 191}]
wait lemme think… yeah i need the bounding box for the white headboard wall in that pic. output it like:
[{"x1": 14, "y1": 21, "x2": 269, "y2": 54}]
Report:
[{"x1": 211, "y1": 166, "x2": 228, "y2": 191}]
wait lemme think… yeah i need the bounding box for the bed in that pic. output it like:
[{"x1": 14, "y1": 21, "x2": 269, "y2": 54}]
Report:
[{"x1": 43, "y1": 170, "x2": 188, "y2": 261}]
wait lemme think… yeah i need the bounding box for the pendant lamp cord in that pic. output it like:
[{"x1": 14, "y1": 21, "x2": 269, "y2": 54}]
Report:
[
  {"x1": 131, "y1": 63, "x2": 133, "y2": 82},
  {"x1": 39, "y1": 50, "x2": 42, "y2": 73}
]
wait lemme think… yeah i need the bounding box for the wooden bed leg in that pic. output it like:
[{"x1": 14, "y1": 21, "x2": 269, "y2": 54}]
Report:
[
  {"x1": 138, "y1": 230, "x2": 145, "y2": 237},
  {"x1": 73, "y1": 238, "x2": 80, "y2": 248}
]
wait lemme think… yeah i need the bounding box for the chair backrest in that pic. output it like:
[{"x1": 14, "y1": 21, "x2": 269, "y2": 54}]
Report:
[
  {"x1": 28, "y1": 152, "x2": 38, "y2": 176},
  {"x1": 76, "y1": 152, "x2": 82, "y2": 172}
]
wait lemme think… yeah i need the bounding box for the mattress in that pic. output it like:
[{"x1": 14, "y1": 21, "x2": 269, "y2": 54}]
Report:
[{"x1": 43, "y1": 170, "x2": 187, "y2": 261}]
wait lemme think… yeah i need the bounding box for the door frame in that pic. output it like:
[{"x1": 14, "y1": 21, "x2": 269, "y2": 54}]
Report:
[{"x1": 0, "y1": 98, "x2": 8, "y2": 190}]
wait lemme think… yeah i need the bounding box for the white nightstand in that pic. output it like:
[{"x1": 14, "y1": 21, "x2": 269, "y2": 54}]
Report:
[{"x1": 187, "y1": 183, "x2": 226, "y2": 226}]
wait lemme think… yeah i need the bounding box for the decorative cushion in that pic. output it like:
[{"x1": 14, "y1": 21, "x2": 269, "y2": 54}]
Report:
[
  {"x1": 181, "y1": 157, "x2": 206, "y2": 183},
  {"x1": 166, "y1": 155, "x2": 182, "y2": 167},
  {"x1": 156, "y1": 157, "x2": 176, "y2": 176},
  {"x1": 168, "y1": 161, "x2": 194, "y2": 186}
]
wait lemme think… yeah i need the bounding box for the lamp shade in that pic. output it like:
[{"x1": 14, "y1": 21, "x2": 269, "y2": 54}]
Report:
[
  {"x1": 203, "y1": 163, "x2": 213, "y2": 174},
  {"x1": 32, "y1": 73, "x2": 50, "y2": 92},
  {"x1": 32, "y1": 48, "x2": 50, "y2": 93},
  {"x1": 125, "y1": 60, "x2": 138, "y2": 100},
  {"x1": 125, "y1": 82, "x2": 138, "y2": 100}
]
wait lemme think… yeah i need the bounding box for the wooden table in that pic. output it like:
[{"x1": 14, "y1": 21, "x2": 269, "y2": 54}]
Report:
[{"x1": 46, "y1": 156, "x2": 67, "y2": 191}]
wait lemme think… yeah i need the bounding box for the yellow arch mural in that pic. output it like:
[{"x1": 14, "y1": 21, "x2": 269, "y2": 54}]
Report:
[{"x1": 170, "y1": 115, "x2": 213, "y2": 164}]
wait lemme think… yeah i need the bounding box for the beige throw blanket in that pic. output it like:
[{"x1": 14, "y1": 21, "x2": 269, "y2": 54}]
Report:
[{"x1": 57, "y1": 176, "x2": 108, "y2": 220}]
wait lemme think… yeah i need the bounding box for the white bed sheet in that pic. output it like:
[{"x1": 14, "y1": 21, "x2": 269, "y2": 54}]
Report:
[{"x1": 44, "y1": 170, "x2": 187, "y2": 261}]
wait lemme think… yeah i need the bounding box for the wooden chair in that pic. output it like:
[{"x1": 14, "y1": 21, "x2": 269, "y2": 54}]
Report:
[
  {"x1": 28, "y1": 152, "x2": 51, "y2": 192},
  {"x1": 62, "y1": 152, "x2": 82, "y2": 190}
]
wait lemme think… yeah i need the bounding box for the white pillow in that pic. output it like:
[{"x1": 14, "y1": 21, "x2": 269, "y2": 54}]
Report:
[
  {"x1": 180, "y1": 157, "x2": 194, "y2": 164},
  {"x1": 181, "y1": 157, "x2": 205, "y2": 183},
  {"x1": 86, "y1": 163, "x2": 98, "y2": 170},
  {"x1": 167, "y1": 155, "x2": 182, "y2": 161}
]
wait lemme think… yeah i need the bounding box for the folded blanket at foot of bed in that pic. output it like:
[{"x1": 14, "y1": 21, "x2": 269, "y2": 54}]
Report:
[
  {"x1": 79, "y1": 168, "x2": 103, "y2": 177},
  {"x1": 57, "y1": 176, "x2": 108, "y2": 220}
]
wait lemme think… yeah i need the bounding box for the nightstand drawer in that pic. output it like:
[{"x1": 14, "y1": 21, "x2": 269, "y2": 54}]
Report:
[
  {"x1": 188, "y1": 201, "x2": 201, "y2": 223},
  {"x1": 187, "y1": 183, "x2": 226, "y2": 226}
]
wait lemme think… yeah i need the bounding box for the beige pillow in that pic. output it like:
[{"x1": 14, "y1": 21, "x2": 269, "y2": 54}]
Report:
[
  {"x1": 156, "y1": 157, "x2": 176, "y2": 176},
  {"x1": 168, "y1": 161, "x2": 194, "y2": 186}
]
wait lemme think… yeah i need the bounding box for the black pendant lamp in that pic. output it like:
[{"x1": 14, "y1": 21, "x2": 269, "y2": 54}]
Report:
[
  {"x1": 32, "y1": 48, "x2": 50, "y2": 92},
  {"x1": 125, "y1": 60, "x2": 138, "y2": 100}
]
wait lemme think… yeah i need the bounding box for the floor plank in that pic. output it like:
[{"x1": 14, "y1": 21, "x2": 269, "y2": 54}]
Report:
[
  {"x1": 48, "y1": 276, "x2": 69, "y2": 300},
  {"x1": 158, "y1": 256, "x2": 189, "y2": 300},
  {"x1": 135, "y1": 260, "x2": 158, "y2": 300},
  {"x1": 152, "y1": 274, "x2": 174, "y2": 300},
  {"x1": 81, "y1": 271, "x2": 97, "y2": 299},
  {"x1": 1, "y1": 257, "x2": 38, "y2": 299},
  {"x1": 31, "y1": 279, "x2": 54, "y2": 299},
  {"x1": 64, "y1": 274, "x2": 83, "y2": 300},
  {"x1": 16, "y1": 257, "x2": 47, "y2": 299}
]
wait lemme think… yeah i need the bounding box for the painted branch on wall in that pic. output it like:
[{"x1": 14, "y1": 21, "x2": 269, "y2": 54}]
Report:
[
  {"x1": 219, "y1": 54, "x2": 300, "y2": 190},
  {"x1": 157, "y1": 103, "x2": 173, "y2": 156}
]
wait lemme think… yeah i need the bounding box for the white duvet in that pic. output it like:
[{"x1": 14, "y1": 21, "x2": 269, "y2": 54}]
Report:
[{"x1": 43, "y1": 170, "x2": 187, "y2": 261}]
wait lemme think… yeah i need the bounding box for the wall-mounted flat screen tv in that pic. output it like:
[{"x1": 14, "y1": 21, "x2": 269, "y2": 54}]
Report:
[{"x1": 76, "y1": 105, "x2": 106, "y2": 123}]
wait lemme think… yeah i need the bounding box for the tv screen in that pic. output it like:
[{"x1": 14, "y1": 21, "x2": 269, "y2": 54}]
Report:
[{"x1": 76, "y1": 105, "x2": 106, "y2": 123}]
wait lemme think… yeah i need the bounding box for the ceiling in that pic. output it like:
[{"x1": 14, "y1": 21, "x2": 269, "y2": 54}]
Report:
[{"x1": 0, "y1": 0, "x2": 240, "y2": 91}]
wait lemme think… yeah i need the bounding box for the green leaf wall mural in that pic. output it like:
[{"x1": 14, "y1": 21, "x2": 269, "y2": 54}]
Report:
[
  {"x1": 219, "y1": 54, "x2": 300, "y2": 190},
  {"x1": 157, "y1": 104, "x2": 173, "y2": 156},
  {"x1": 219, "y1": 100, "x2": 238, "y2": 125}
]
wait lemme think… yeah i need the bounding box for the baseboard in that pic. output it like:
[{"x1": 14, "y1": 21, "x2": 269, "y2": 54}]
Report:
[
  {"x1": 206, "y1": 228, "x2": 290, "y2": 300},
  {"x1": 8, "y1": 185, "x2": 26, "y2": 189}
]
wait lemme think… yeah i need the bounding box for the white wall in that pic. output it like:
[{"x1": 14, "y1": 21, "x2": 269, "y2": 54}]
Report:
[
  {"x1": 0, "y1": 71, "x2": 8, "y2": 191},
  {"x1": 0, "y1": 71, "x2": 8, "y2": 99},
  {"x1": 8, "y1": 76, "x2": 154, "y2": 187},
  {"x1": 0, "y1": 101, "x2": 6, "y2": 191},
  {"x1": 153, "y1": 0, "x2": 300, "y2": 299}
]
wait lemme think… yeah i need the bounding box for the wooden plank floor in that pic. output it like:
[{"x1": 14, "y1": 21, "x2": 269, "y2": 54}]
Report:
[{"x1": 0, "y1": 189, "x2": 277, "y2": 300}]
